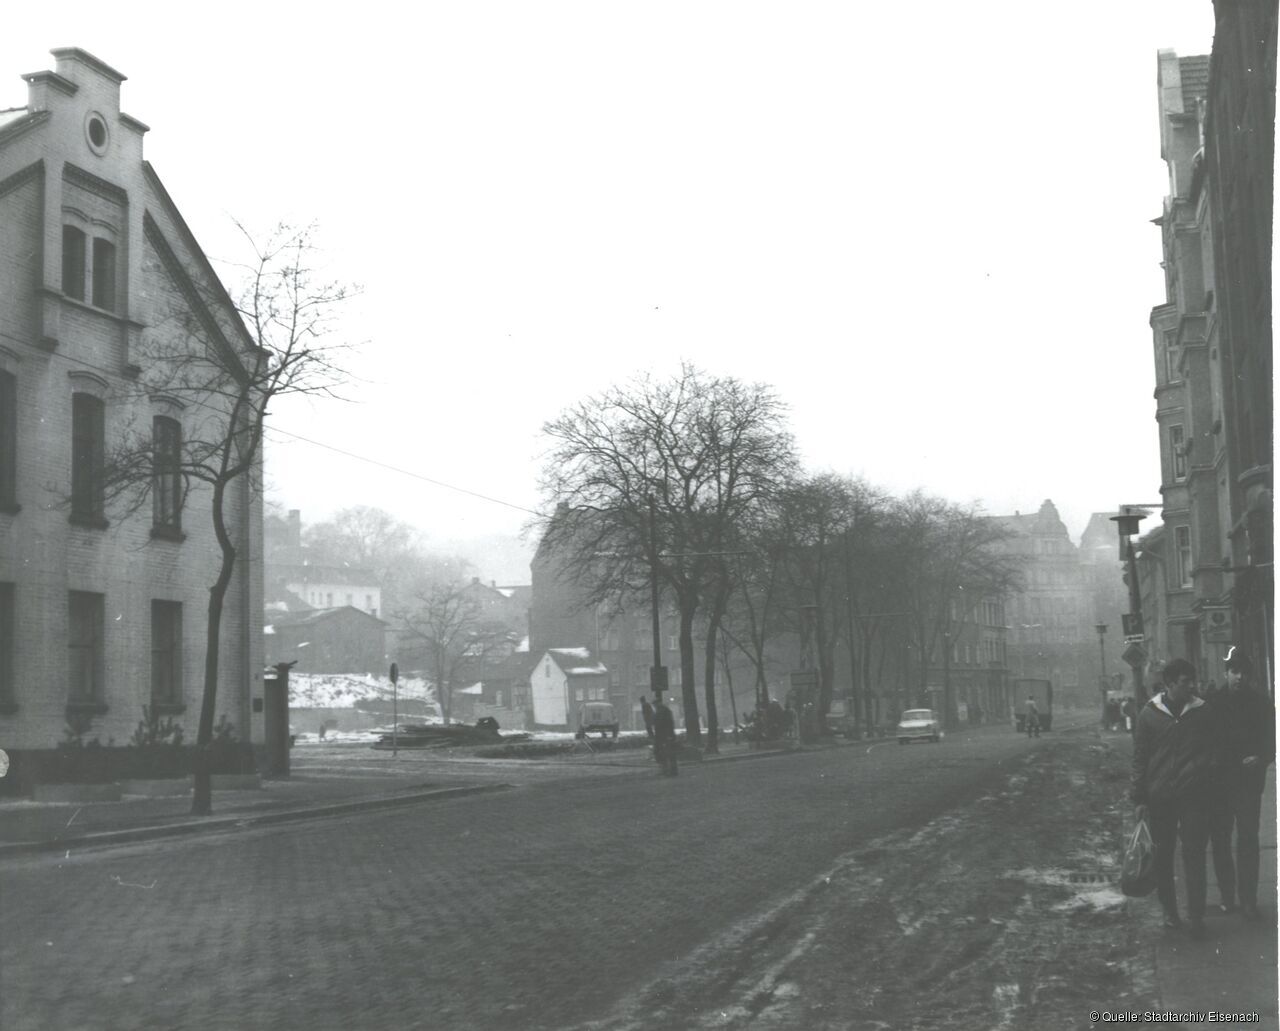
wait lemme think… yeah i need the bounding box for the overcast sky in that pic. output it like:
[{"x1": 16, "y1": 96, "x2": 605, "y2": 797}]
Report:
[{"x1": 4, "y1": 3, "x2": 1215, "y2": 580}]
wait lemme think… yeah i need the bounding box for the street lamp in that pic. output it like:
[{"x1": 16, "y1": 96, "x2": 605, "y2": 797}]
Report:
[
  {"x1": 1111, "y1": 504, "x2": 1159, "y2": 723},
  {"x1": 1094, "y1": 624, "x2": 1108, "y2": 727}
]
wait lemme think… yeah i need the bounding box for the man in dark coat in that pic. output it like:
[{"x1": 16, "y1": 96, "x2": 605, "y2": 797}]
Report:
[
  {"x1": 652, "y1": 696, "x2": 678, "y2": 776},
  {"x1": 640, "y1": 695, "x2": 655, "y2": 739},
  {"x1": 1131, "y1": 657, "x2": 1224, "y2": 939},
  {"x1": 1207, "y1": 647, "x2": 1275, "y2": 919}
]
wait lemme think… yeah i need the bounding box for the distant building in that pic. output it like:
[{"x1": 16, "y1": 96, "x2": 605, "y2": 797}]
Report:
[
  {"x1": 265, "y1": 509, "x2": 382, "y2": 618},
  {"x1": 1079, "y1": 512, "x2": 1130, "y2": 693},
  {"x1": 264, "y1": 606, "x2": 389, "y2": 675},
  {"x1": 529, "y1": 647, "x2": 609, "y2": 729},
  {"x1": 0, "y1": 49, "x2": 264, "y2": 751},
  {"x1": 988, "y1": 501, "x2": 1099, "y2": 708}
]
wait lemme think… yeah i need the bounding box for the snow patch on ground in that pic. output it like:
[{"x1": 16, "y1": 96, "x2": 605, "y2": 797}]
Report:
[{"x1": 1052, "y1": 886, "x2": 1126, "y2": 913}]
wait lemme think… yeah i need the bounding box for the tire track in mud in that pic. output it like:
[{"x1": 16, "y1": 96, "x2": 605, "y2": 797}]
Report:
[{"x1": 572, "y1": 735, "x2": 1152, "y2": 1031}]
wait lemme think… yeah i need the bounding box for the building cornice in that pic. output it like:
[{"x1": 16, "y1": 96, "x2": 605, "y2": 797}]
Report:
[
  {"x1": 119, "y1": 112, "x2": 150, "y2": 135},
  {"x1": 0, "y1": 158, "x2": 43, "y2": 199},
  {"x1": 49, "y1": 48, "x2": 126, "y2": 84},
  {"x1": 142, "y1": 162, "x2": 259, "y2": 356},
  {"x1": 63, "y1": 161, "x2": 128, "y2": 205},
  {"x1": 142, "y1": 211, "x2": 250, "y2": 386},
  {"x1": 20, "y1": 70, "x2": 77, "y2": 96}
]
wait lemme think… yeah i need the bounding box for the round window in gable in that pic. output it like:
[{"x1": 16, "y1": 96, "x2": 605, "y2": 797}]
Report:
[{"x1": 85, "y1": 112, "x2": 109, "y2": 155}]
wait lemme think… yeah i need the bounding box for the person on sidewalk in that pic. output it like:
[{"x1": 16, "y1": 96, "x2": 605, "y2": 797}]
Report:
[
  {"x1": 1131, "y1": 657, "x2": 1225, "y2": 940},
  {"x1": 653, "y1": 696, "x2": 678, "y2": 776},
  {"x1": 640, "y1": 695, "x2": 655, "y2": 739},
  {"x1": 1207, "y1": 646, "x2": 1275, "y2": 920},
  {"x1": 1024, "y1": 697, "x2": 1041, "y2": 738}
]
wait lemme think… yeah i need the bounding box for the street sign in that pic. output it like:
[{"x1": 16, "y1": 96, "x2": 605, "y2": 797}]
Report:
[
  {"x1": 1124, "y1": 634, "x2": 1145, "y2": 645},
  {"x1": 1121, "y1": 641, "x2": 1148, "y2": 668},
  {"x1": 650, "y1": 666, "x2": 668, "y2": 694},
  {"x1": 1122, "y1": 613, "x2": 1144, "y2": 637},
  {"x1": 789, "y1": 671, "x2": 818, "y2": 688},
  {"x1": 389, "y1": 662, "x2": 399, "y2": 684}
]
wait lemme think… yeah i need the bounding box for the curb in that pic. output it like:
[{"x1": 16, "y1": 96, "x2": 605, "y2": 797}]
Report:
[{"x1": 0, "y1": 782, "x2": 514, "y2": 858}]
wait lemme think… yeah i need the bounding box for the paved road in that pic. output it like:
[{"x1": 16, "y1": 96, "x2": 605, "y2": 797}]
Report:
[{"x1": 1, "y1": 725, "x2": 1051, "y2": 1030}]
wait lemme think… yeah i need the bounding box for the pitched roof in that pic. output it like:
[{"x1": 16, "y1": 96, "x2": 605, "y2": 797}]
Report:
[
  {"x1": 268, "y1": 605, "x2": 387, "y2": 629},
  {"x1": 546, "y1": 647, "x2": 608, "y2": 676},
  {"x1": 1179, "y1": 55, "x2": 1210, "y2": 113}
]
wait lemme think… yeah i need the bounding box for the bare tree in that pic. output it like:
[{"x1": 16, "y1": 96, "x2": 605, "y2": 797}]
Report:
[
  {"x1": 396, "y1": 576, "x2": 508, "y2": 724},
  {"x1": 890, "y1": 494, "x2": 1022, "y2": 729},
  {"x1": 538, "y1": 362, "x2": 794, "y2": 746},
  {"x1": 303, "y1": 506, "x2": 425, "y2": 615},
  {"x1": 102, "y1": 222, "x2": 352, "y2": 814}
]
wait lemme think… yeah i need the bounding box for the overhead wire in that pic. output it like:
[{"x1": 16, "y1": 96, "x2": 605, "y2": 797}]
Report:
[{"x1": 0, "y1": 326, "x2": 546, "y2": 519}]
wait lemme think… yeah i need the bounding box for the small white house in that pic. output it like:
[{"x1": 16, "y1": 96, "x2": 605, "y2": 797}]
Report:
[{"x1": 530, "y1": 648, "x2": 609, "y2": 728}]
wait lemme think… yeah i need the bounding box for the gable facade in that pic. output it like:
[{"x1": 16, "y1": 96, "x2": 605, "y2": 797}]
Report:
[{"x1": 0, "y1": 49, "x2": 264, "y2": 750}]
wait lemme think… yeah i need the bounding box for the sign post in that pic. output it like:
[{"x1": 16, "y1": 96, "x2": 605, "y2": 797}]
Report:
[{"x1": 390, "y1": 662, "x2": 399, "y2": 758}]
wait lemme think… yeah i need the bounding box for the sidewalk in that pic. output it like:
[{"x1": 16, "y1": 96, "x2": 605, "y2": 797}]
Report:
[
  {"x1": 1148, "y1": 763, "x2": 1278, "y2": 1026},
  {"x1": 0, "y1": 765, "x2": 511, "y2": 857}
]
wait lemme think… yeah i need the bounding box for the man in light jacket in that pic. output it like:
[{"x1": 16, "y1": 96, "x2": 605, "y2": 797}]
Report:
[{"x1": 1131, "y1": 658, "x2": 1224, "y2": 940}]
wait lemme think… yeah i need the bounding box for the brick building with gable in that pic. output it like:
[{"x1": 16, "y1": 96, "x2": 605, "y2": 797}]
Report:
[{"x1": 0, "y1": 49, "x2": 265, "y2": 753}]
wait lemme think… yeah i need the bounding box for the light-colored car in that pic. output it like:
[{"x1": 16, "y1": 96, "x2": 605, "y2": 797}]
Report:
[
  {"x1": 576, "y1": 701, "x2": 619, "y2": 740},
  {"x1": 897, "y1": 708, "x2": 942, "y2": 744}
]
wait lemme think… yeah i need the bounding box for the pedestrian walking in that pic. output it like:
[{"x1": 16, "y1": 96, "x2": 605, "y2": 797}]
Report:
[
  {"x1": 1131, "y1": 657, "x2": 1225, "y2": 940},
  {"x1": 1207, "y1": 647, "x2": 1275, "y2": 920},
  {"x1": 653, "y1": 696, "x2": 678, "y2": 776},
  {"x1": 640, "y1": 695, "x2": 655, "y2": 739},
  {"x1": 1024, "y1": 696, "x2": 1041, "y2": 738}
]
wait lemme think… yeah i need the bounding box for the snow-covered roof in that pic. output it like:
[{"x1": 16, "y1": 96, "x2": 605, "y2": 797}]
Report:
[
  {"x1": 545, "y1": 647, "x2": 608, "y2": 677},
  {"x1": 0, "y1": 107, "x2": 29, "y2": 131},
  {"x1": 457, "y1": 683, "x2": 483, "y2": 696},
  {"x1": 264, "y1": 625, "x2": 275, "y2": 635},
  {"x1": 516, "y1": 635, "x2": 530, "y2": 653}
]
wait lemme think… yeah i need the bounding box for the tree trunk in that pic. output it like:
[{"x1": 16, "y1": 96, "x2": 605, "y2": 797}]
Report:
[
  {"x1": 192, "y1": 480, "x2": 236, "y2": 816},
  {"x1": 702, "y1": 592, "x2": 728, "y2": 754},
  {"x1": 679, "y1": 603, "x2": 701, "y2": 744}
]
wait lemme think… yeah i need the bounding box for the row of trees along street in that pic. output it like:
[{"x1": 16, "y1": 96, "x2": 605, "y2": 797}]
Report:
[{"x1": 538, "y1": 362, "x2": 1024, "y2": 752}]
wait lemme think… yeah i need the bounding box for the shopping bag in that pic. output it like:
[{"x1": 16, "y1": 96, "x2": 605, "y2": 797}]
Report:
[{"x1": 1120, "y1": 815, "x2": 1157, "y2": 897}]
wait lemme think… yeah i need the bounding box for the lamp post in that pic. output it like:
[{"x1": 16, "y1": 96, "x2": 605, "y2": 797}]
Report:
[
  {"x1": 647, "y1": 496, "x2": 668, "y2": 706},
  {"x1": 1111, "y1": 505, "x2": 1158, "y2": 724},
  {"x1": 1094, "y1": 624, "x2": 1108, "y2": 727}
]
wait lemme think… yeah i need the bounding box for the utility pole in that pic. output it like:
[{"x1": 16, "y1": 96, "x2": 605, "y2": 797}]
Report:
[
  {"x1": 648, "y1": 495, "x2": 668, "y2": 703},
  {"x1": 1112, "y1": 505, "x2": 1158, "y2": 727},
  {"x1": 1095, "y1": 623, "x2": 1108, "y2": 727},
  {"x1": 843, "y1": 525, "x2": 861, "y2": 738}
]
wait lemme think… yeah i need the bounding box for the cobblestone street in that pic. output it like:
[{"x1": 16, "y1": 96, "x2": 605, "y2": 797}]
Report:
[{"x1": 2, "y1": 728, "x2": 1035, "y2": 1030}]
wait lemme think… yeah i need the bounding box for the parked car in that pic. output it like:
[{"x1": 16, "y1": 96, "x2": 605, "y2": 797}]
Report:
[
  {"x1": 575, "y1": 701, "x2": 619, "y2": 739},
  {"x1": 897, "y1": 708, "x2": 942, "y2": 744}
]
